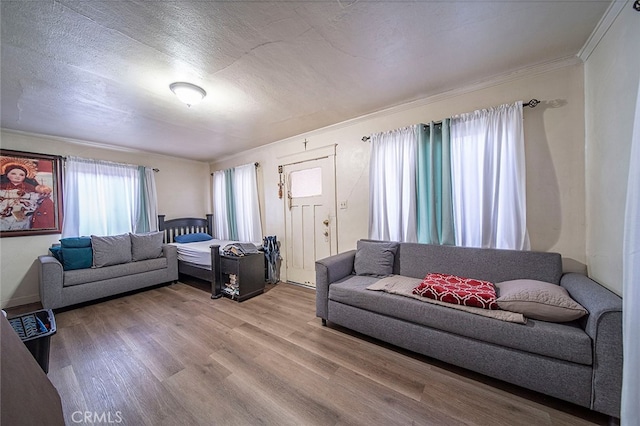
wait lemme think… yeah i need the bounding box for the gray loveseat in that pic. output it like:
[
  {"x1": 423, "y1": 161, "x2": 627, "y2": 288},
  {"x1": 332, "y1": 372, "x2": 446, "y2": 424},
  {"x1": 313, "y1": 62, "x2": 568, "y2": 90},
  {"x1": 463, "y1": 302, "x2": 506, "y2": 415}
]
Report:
[
  {"x1": 38, "y1": 233, "x2": 179, "y2": 310},
  {"x1": 316, "y1": 240, "x2": 623, "y2": 417}
]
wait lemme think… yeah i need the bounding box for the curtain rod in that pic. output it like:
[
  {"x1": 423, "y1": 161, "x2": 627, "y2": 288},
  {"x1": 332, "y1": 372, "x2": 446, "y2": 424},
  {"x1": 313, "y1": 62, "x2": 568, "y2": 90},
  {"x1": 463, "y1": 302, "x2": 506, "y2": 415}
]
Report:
[
  {"x1": 361, "y1": 99, "x2": 540, "y2": 142},
  {"x1": 210, "y1": 162, "x2": 260, "y2": 176},
  {"x1": 60, "y1": 155, "x2": 160, "y2": 171}
]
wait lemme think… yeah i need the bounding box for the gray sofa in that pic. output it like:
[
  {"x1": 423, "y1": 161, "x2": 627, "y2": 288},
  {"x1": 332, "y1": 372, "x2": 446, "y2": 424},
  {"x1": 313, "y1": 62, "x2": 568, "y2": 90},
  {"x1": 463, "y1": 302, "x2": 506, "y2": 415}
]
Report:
[
  {"x1": 38, "y1": 239, "x2": 178, "y2": 310},
  {"x1": 316, "y1": 241, "x2": 623, "y2": 417}
]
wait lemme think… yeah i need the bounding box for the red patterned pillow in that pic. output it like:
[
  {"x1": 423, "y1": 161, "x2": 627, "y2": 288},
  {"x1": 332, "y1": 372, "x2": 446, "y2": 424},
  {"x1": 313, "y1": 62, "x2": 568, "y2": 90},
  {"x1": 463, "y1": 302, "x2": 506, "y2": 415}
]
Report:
[{"x1": 412, "y1": 273, "x2": 499, "y2": 310}]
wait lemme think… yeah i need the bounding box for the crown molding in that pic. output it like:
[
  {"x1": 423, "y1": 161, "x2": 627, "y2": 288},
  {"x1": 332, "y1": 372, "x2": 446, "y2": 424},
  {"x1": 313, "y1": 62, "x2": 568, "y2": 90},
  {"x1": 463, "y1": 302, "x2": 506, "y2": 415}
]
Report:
[
  {"x1": 578, "y1": 0, "x2": 629, "y2": 62},
  {"x1": 1, "y1": 127, "x2": 143, "y2": 153},
  {"x1": 0, "y1": 127, "x2": 206, "y2": 165}
]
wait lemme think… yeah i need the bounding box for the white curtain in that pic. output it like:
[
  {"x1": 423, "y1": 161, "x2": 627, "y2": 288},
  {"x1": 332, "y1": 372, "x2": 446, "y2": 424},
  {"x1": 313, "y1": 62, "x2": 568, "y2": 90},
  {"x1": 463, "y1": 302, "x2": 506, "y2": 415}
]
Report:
[
  {"x1": 369, "y1": 125, "x2": 418, "y2": 242},
  {"x1": 62, "y1": 157, "x2": 143, "y2": 237},
  {"x1": 450, "y1": 101, "x2": 530, "y2": 250},
  {"x1": 212, "y1": 164, "x2": 262, "y2": 243},
  {"x1": 621, "y1": 79, "x2": 640, "y2": 425},
  {"x1": 212, "y1": 170, "x2": 230, "y2": 239},
  {"x1": 233, "y1": 164, "x2": 263, "y2": 243}
]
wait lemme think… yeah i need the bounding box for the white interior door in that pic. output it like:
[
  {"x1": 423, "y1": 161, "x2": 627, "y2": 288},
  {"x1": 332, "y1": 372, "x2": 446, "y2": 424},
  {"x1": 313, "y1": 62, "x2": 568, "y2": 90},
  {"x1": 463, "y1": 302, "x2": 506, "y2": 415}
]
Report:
[{"x1": 284, "y1": 156, "x2": 337, "y2": 287}]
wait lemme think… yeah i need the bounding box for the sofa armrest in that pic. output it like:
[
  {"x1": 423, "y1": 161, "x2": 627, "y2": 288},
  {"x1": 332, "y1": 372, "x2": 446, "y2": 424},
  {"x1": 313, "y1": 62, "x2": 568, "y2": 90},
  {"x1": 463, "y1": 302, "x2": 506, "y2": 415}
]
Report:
[
  {"x1": 38, "y1": 255, "x2": 64, "y2": 310},
  {"x1": 162, "y1": 244, "x2": 179, "y2": 282},
  {"x1": 315, "y1": 249, "x2": 356, "y2": 320},
  {"x1": 561, "y1": 272, "x2": 622, "y2": 417}
]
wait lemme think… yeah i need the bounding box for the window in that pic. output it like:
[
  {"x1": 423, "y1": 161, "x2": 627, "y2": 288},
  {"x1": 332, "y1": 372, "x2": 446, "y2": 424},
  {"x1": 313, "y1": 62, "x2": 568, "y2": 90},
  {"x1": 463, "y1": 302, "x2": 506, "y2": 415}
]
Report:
[
  {"x1": 289, "y1": 167, "x2": 322, "y2": 198},
  {"x1": 368, "y1": 101, "x2": 529, "y2": 250},
  {"x1": 450, "y1": 101, "x2": 529, "y2": 250},
  {"x1": 212, "y1": 163, "x2": 262, "y2": 243},
  {"x1": 61, "y1": 157, "x2": 157, "y2": 237}
]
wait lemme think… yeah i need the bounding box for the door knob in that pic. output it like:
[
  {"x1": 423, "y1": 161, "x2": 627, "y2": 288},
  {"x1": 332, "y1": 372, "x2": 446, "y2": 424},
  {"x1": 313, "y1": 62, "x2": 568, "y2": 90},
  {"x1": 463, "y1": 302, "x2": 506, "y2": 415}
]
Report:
[{"x1": 323, "y1": 219, "x2": 330, "y2": 226}]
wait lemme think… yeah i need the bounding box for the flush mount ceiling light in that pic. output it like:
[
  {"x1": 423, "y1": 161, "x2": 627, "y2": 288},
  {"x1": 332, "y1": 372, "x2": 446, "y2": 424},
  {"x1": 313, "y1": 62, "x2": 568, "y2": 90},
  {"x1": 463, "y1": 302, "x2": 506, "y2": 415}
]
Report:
[{"x1": 169, "y1": 82, "x2": 206, "y2": 107}]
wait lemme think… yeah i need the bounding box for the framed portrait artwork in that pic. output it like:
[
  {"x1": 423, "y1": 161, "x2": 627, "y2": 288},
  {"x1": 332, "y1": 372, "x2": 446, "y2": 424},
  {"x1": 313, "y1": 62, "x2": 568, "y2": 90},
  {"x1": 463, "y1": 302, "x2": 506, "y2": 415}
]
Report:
[{"x1": 0, "y1": 149, "x2": 64, "y2": 237}]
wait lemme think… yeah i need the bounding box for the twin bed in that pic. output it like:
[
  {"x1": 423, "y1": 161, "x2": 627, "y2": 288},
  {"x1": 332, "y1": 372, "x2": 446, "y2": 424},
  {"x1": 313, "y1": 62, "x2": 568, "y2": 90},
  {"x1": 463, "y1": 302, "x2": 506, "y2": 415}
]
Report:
[{"x1": 158, "y1": 215, "x2": 265, "y2": 300}]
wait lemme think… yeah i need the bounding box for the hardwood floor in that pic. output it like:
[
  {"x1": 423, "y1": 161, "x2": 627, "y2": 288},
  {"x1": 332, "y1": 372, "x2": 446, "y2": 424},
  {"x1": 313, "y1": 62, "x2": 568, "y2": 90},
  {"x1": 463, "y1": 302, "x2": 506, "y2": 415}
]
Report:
[{"x1": 30, "y1": 281, "x2": 610, "y2": 425}]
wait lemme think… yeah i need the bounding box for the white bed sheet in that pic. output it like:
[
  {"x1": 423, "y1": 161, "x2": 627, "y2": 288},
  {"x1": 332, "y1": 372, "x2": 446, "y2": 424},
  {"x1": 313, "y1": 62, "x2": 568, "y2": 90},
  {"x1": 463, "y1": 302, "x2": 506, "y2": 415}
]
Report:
[{"x1": 170, "y1": 240, "x2": 261, "y2": 269}]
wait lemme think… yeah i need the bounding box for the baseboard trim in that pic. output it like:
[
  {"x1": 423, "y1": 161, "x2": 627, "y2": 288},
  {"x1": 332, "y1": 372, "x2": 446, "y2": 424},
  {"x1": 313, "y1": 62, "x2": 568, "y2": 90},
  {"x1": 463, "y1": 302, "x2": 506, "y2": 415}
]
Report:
[{"x1": 1, "y1": 294, "x2": 40, "y2": 310}]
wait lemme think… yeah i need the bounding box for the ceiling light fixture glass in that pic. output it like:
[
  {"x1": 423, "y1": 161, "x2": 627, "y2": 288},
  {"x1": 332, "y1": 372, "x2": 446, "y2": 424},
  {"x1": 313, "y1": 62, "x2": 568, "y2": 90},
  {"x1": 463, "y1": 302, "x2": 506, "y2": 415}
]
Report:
[{"x1": 169, "y1": 82, "x2": 206, "y2": 107}]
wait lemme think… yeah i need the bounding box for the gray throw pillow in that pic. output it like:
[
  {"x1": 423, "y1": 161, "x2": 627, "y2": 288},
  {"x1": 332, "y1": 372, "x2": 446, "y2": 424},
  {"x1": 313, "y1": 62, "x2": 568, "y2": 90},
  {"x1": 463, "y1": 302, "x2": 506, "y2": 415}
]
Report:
[
  {"x1": 354, "y1": 240, "x2": 399, "y2": 277},
  {"x1": 130, "y1": 232, "x2": 164, "y2": 261},
  {"x1": 496, "y1": 279, "x2": 588, "y2": 322},
  {"x1": 91, "y1": 233, "x2": 132, "y2": 267}
]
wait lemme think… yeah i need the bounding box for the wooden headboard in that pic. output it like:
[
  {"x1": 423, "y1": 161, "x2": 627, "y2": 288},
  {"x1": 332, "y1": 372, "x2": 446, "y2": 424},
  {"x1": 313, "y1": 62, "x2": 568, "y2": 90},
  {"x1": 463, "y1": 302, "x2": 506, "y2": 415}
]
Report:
[{"x1": 158, "y1": 214, "x2": 213, "y2": 243}]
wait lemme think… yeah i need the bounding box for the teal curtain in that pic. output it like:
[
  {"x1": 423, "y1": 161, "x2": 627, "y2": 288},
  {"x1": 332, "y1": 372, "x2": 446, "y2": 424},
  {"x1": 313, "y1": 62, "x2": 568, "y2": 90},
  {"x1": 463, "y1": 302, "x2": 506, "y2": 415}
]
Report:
[
  {"x1": 224, "y1": 168, "x2": 238, "y2": 240},
  {"x1": 134, "y1": 166, "x2": 159, "y2": 233},
  {"x1": 134, "y1": 167, "x2": 150, "y2": 233},
  {"x1": 416, "y1": 120, "x2": 455, "y2": 245}
]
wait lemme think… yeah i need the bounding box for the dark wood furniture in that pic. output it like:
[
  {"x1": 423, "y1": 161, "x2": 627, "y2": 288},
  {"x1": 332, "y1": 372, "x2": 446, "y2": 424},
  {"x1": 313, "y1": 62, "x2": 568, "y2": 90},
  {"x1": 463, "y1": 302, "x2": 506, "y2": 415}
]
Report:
[
  {"x1": 218, "y1": 252, "x2": 265, "y2": 301},
  {"x1": 158, "y1": 215, "x2": 265, "y2": 302},
  {"x1": 158, "y1": 214, "x2": 217, "y2": 284}
]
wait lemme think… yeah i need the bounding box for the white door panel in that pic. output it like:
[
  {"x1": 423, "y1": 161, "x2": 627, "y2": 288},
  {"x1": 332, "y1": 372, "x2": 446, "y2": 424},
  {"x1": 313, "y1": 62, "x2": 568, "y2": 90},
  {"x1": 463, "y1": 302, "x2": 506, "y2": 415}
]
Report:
[{"x1": 284, "y1": 156, "x2": 336, "y2": 287}]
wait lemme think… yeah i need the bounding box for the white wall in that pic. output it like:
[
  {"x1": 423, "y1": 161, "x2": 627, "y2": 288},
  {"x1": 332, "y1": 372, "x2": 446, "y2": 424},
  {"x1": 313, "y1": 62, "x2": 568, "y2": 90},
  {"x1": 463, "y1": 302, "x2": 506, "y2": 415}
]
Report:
[
  {"x1": 585, "y1": 5, "x2": 640, "y2": 295},
  {"x1": 3, "y1": 35, "x2": 624, "y2": 305},
  {"x1": 212, "y1": 62, "x2": 588, "y2": 282},
  {"x1": 0, "y1": 130, "x2": 211, "y2": 308}
]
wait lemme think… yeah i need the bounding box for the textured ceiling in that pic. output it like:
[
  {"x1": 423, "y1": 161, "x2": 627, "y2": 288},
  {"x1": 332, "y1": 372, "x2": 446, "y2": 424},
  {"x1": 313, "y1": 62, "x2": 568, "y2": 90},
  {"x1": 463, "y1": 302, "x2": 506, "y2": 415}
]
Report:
[{"x1": 1, "y1": 1, "x2": 610, "y2": 162}]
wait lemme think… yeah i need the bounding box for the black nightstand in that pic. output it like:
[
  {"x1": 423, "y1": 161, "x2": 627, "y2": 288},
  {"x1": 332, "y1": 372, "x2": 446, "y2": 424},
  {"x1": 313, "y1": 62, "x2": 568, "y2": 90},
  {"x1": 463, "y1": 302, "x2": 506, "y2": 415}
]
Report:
[{"x1": 214, "y1": 253, "x2": 265, "y2": 302}]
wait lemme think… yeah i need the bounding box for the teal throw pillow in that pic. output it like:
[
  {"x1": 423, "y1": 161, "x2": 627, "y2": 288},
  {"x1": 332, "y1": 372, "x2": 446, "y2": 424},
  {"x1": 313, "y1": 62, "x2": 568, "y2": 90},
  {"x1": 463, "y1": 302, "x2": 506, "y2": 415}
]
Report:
[
  {"x1": 60, "y1": 236, "x2": 92, "y2": 248},
  {"x1": 174, "y1": 233, "x2": 213, "y2": 243},
  {"x1": 49, "y1": 246, "x2": 63, "y2": 263},
  {"x1": 60, "y1": 247, "x2": 93, "y2": 270}
]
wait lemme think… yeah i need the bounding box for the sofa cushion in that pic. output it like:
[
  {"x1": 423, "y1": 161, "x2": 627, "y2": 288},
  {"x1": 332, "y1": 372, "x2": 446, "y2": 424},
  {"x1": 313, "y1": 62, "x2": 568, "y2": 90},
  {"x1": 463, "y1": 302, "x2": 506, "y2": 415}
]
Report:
[
  {"x1": 496, "y1": 279, "x2": 588, "y2": 322},
  {"x1": 91, "y1": 234, "x2": 132, "y2": 267},
  {"x1": 329, "y1": 276, "x2": 592, "y2": 365},
  {"x1": 413, "y1": 273, "x2": 498, "y2": 310},
  {"x1": 60, "y1": 247, "x2": 93, "y2": 271},
  {"x1": 64, "y1": 257, "x2": 168, "y2": 287},
  {"x1": 395, "y1": 243, "x2": 563, "y2": 284},
  {"x1": 369, "y1": 275, "x2": 523, "y2": 323},
  {"x1": 354, "y1": 240, "x2": 398, "y2": 277},
  {"x1": 130, "y1": 232, "x2": 164, "y2": 261}
]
